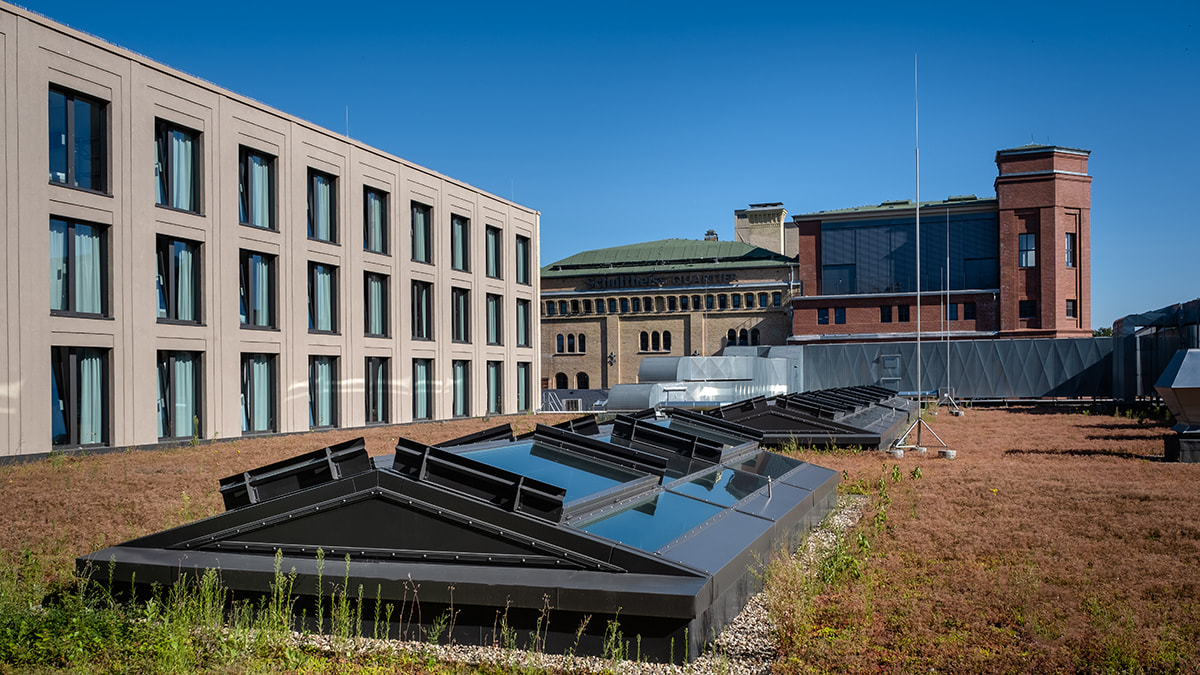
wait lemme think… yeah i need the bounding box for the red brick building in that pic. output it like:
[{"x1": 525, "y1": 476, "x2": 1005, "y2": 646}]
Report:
[{"x1": 786, "y1": 145, "x2": 1091, "y2": 342}]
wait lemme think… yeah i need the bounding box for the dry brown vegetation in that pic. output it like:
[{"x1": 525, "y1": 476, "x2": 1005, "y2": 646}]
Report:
[{"x1": 1, "y1": 406, "x2": 1198, "y2": 673}]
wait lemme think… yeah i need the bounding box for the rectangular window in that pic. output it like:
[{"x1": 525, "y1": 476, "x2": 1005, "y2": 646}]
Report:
[
  {"x1": 239, "y1": 147, "x2": 275, "y2": 230},
  {"x1": 308, "y1": 262, "x2": 338, "y2": 333},
  {"x1": 731, "y1": 294, "x2": 741, "y2": 309},
  {"x1": 834, "y1": 307, "x2": 846, "y2": 324},
  {"x1": 486, "y1": 294, "x2": 503, "y2": 345},
  {"x1": 1066, "y1": 299, "x2": 1078, "y2": 318},
  {"x1": 946, "y1": 303, "x2": 958, "y2": 321},
  {"x1": 898, "y1": 305, "x2": 911, "y2": 323},
  {"x1": 49, "y1": 87, "x2": 106, "y2": 192},
  {"x1": 516, "y1": 299, "x2": 531, "y2": 347},
  {"x1": 880, "y1": 305, "x2": 892, "y2": 323},
  {"x1": 239, "y1": 250, "x2": 276, "y2": 329},
  {"x1": 49, "y1": 218, "x2": 108, "y2": 317},
  {"x1": 964, "y1": 302, "x2": 977, "y2": 321},
  {"x1": 516, "y1": 362, "x2": 532, "y2": 412},
  {"x1": 157, "y1": 351, "x2": 201, "y2": 440},
  {"x1": 1019, "y1": 299, "x2": 1037, "y2": 319},
  {"x1": 156, "y1": 236, "x2": 201, "y2": 323},
  {"x1": 309, "y1": 355, "x2": 338, "y2": 428},
  {"x1": 412, "y1": 281, "x2": 433, "y2": 339},
  {"x1": 773, "y1": 292, "x2": 783, "y2": 307},
  {"x1": 411, "y1": 202, "x2": 433, "y2": 263},
  {"x1": 452, "y1": 360, "x2": 470, "y2": 417},
  {"x1": 366, "y1": 357, "x2": 389, "y2": 424},
  {"x1": 817, "y1": 308, "x2": 829, "y2": 325},
  {"x1": 1065, "y1": 232, "x2": 1077, "y2": 268},
  {"x1": 1018, "y1": 233, "x2": 1036, "y2": 268},
  {"x1": 364, "y1": 272, "x2": 388, "y2": 337},
  {"x1": 620, "y1": 298, "x2": 629, "y2": 313},
  {"x1": 705, "y1": 295, "x2": 715, "y2": 310},
  {"x1": 413, "y1": 358, "x2": 434, "y2": 420},
  {"x1": 758, "y1": 292, "x2": 769, "y2": 308},
  {"x1": 307, "y1": 169, "x2": 337, "y2": 243},
  {"x1": 632, "y1": 298, "x2": 641, "y2": 312},
  {"x1": 485, "y1": 226, "x2": 502, "y2": 278},
  {"x1": 668, "y1": 297, "x2": 678, "y2": 311},
  {"x1": 451, "y1": 215, "x2": 470, "y2": 271},
  {"x1": 241, "y1": 353, "x2": 276, "y2": 433},
  {"x1": 452, "y1": 287, "x2": 470, "y2": 342},
  {"x1": 487, "y1": 361, "x2": 503, "y2": 415},
  {"x1": 515, "y1": 235, "x2": 531, "y2": 285},
  {"x1": 680, "y1": 296, "x2": 689, "y2": 311},
  {"x1": 155, "y1": 120, "x2": 201, "y2": 213},
  {"x1": 609, "y1": 299, "x2": 618, "y2": 313},
  {"x1": 364, "y1": 188, "x2": 388, "y2": 254},
  {"x1": 50, "y1": 346, "x2": 108, "y2": 447}
]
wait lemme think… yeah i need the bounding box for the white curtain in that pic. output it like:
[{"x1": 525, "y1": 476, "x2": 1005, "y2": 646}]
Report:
[
  {"x1": 176, "y1": 242, "x2": 195, "y2": 321},
  {"x1": 75, "y1": 224, "x2": 102, "y2": 314},
  {"x1": 251, "y1": 154, "x2": 271, "y2": 227},
  {"x1": 247, "y1": 355, "x2": 271, "y2": 432},
  {"x1": 157, "y1": 357, "x2": 169, "y2": 438},
  {"x1": 312, "y1": 357, "x2": 334, "y2": 427},
  {"x1": 253, "y1": 255, "x2": 270, "y2": 326},
  {"x1": 451, "y1": 217, "x2": 467, "y2": 270},
  {"x1": 488, "y1": 362, "x2": 501, "y2": 414},
  {"x1": 171, "y1": 130, "x2": 193, "y2": 211},
  {"x1": 516, "y1": 237, "x2": 529, "y2": 284},
  {"x1": 414, "y1": 359, "x2": 430, "y2": 419},
  {"x1": 49, "y1": 220, "x2": 68, "y2": 311},
  {"x1": 367, "y1": 275, "x2": 384, "y2": 335},
  {"x1": 366, "y1": 191, "x2": 384, "y2": 252},
  {"x1": 517, "y1": 301, "x2": 528, "y2": 346},
  {"x1": 173, "y1": 353, "x2": 196, "y2": 438},
  {"x1": 487, "y1": 296, "x2": 500, "y2": 343},
  {"x1": 78, "y1": 349, "x2": 103, "y2": 445},
  {"x1": 313, "y1": 265, "x2": 333, "y2": 331},
  {"x1": 453, "y1": 361, "x2": 468, "y2": 416},
  {"x1": 311, "y1": 175, "x2": 332, "y2": 240},
  {"x1": 516, "y1": 363, "x2": 529, "y2": 412},
  {"x1": 412, "y1": 206, "x2": 428, "y2": 261},
  {"x1": 486, "y1": 229, "x2": 500, "y2": 277}
]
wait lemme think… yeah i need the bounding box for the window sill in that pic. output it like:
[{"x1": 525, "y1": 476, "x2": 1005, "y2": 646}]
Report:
[
  {"x1": 308, "y1": 236, "x2": 340, "y2": 246},
  {"x1": 155, "y1": 203, "x2": 205, "y2": 217},
  {"x1": 364, "y1": 248, "x2": 391, "y2": 257},
  {"x1": 553, "y1": 352, "x2": 587, "y2": 356},
  {"x1": 486, "y1": 274, "x2": 503, "y2": 281},
  {"x1": 412, "y1": 335, "x2": 434, "y2": 342},
  {"x1": 240, "y1": 324, "x2": 280, "y2": 332},
  {"x1": 240, "y1": 221, "x2": 278, "y2": 232},
  {"x1": 309, "y1": 329, "x2": 341, "y2": 336},
  {"x1": 157, "y1": 319, "x2": 206, "y2": 327},
  {"x1": 365, "y1": 333, "x2": 391, "y2": 339},
  {"x1": 411, "y1": 258, "x2": 436, "y2": 267},
  {"x1": 452, "y1": 339, "x2": 472, "y2": 345},
  {"x1": 50, "y1": 311, "x2": 113, "y2": 320},
  {"x1": 486, "y1": 341, "x2": 504, "y2": 347},
  {"x1": 48, "y1": 181, "x2": 112, "y2": 198}
]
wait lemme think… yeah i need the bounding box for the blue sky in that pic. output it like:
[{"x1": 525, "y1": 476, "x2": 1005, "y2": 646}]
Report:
[{"x1": 19, "y1": 0, "x2": 1198, "y2": 328}]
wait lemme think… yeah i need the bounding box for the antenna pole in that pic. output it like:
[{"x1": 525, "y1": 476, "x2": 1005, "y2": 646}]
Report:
[{"x1": 914, "y1": 55, "x2": 922, "y2": 446}]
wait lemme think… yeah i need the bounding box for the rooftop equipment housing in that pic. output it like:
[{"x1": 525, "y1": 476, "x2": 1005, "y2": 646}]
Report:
[{"x1": 79, "y1": 412, "x2": 839, "y2": 662}]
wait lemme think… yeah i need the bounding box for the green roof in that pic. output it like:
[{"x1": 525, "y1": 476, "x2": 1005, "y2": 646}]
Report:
[{"x1": 542, "y1": 238, "x2": 794, "y2": 278}]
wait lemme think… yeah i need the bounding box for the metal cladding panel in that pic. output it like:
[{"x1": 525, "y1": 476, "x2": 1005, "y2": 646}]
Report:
[
  {"x1": 656, "y1": 508, "x2": 773, "y2": 575},
  {"x1": 1155, "y1": 349, "x2": 1200, "y2": 425},
  {"x1": 795, "y1": 338, "x2": 1111, "y2": 399},
  {"x1": 606, "y1": 383, "x2": 666, "y2": 411},
  {"x1": 639, "y1": 357, "x2": 687, "y2": 383}
]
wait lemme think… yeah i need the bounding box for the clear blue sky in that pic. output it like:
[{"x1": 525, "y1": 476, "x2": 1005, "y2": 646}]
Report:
[{"x1": 19, "y1": 0, "x2": 1198, "y2": 329}]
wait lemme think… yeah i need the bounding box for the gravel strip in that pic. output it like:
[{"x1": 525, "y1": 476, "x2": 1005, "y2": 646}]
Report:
[{"x1": 289, "y1": 494, "x2": 869, "y2": 675}]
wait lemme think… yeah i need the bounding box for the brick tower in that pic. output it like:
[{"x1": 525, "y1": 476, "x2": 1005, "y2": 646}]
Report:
[{"x1": 994, "y1": 145, "x2": 1092, "y2": 337}]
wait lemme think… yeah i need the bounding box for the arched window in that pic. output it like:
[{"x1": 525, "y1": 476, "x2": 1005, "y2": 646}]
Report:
[
  {"x1": 595, "y1": 299, "x2": 605, "y2": 314},
  {"x1": 668, "y1": 296, "x2": 677, "y2": 311},
  {"x1": 651, "y1": 332, "x2": 660, "y2": 351},
  {"x1": 620, "y1": 298, "x2": 629, "y2": 313},
  {"x1": 692, "y1": 295, "x2": 702, "y2": 310},
  {"x1": 746, "y1": 293, "x2": 755, "y2": 308},
  {"x1": 567, "y1": 334, "x2": 576, "y2": 353},
  {"x1": 555, "y1": 372, "x2": 568, "y2": 389},
  {"x1": 644, "y1": 297, "x2": 653, "y2": 312},
  {"x1": 640, "y1": 331, "x2": 649, "y2": 351},
  {"x1": 680, "y1": 296, "x2": 690, "y2": 310},
  {"x1": 558, "y1": 301, "x2": 568, "y2": 315},
  {"x1": 576, "y1": 372, "x2": 590, "y2": 389},
  {"x1": 547, "y1": 302, "x2": 556, "y2": 316},
  {"x1": 739, "y1": 329, "x2": 749, "y2": 346},
  {"x1": 571, "y1": 300, "x2": 580, "y2": 314},
  {"x1": 609, "y1": 298, "x2": 618, "y2": 313},
  {"x1": 578, "y1": 334, "x2": 587, "y2": 353},
  {"x1": 631, "y1": 297, "x2": 641, "y2": 312},
  {"x1": 732, "y1": 294, "x2": 741, "y2": 309},
  {"x1": 750, "y1": 328, "x2": 760, "y2": 346},
  {"x1": 706, "y1": 295, "x2": 715, "y2": 310},
  {"x1": 582, "y1": 299, "x2": 592, "y2": 313},
  {"x1": 556, "y1": 334, "x2": 564, "y2": 353},
  {"x1": 718, "y1": 294, "x2": 728, "y2": 309},
  {"x1": 727, "y1": 329, "x2": 737, "y2": 344}
]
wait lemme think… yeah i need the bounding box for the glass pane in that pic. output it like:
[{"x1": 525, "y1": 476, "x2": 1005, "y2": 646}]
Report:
[
  {"x1": 578, "y1": 491, "x2": 722, "y2": 552},
  {"x1": 74, "y1": 224, "x2": 103, "y2": 314},
  {"x1": 75, "y1": 98, "x2": 99, "y2": 190},
  {"x1": 672, "y1": 468, "x2": 767, "y2": 507},
  {"x1": 50, "y1": 355, "x2": 68, "y2": 445},
  {"x1": 49, "y1": 219, "x2": 69, "y2": 311},
  {"x1": 463, "y1": 442, "x2": 642, "y2": 503},
  {"x1": 48, "y1": 90, "x2": 67, "y2": 183},
  {"x1": 734, "y1": 451, "x2": 804, "y2": 479}
]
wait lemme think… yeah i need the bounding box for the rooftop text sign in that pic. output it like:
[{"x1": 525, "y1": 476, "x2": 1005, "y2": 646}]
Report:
[{"x1": 583, "y1": 272, "x2": 738, "y2": 290}]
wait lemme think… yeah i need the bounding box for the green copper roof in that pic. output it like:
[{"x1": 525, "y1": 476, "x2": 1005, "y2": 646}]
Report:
[{"x1": 542, "y1": 238, "x2": 794, "y2": 278}]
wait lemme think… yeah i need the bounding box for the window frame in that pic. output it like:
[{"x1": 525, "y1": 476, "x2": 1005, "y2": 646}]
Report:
[
  {"x1": 364, "y1": 271, "x2": 389, "y2": 338},
  {"x1": 452, "y1": 360, "x2": 471, "y2": 417},
  {"x1": 363, "y1": 186, "x2": 389, "y2": 255},
  {"x1": 48, "y1": 86, "x2": 108, "y2": 193},
  {"x1": 156, "y1": 235, "x2": 202, "y2": 325},
  {"x1": 307, "y1": 262, "x2": 339, "y2": 334},
  {"x1": 451, "y1": 214, "x2": 470, "y2": 272},
  {"x1": 1019, "y1": 299, "x2": 1037, "y2": 320},
  {"x1": 413, "y1": 358, "x2": 434, "y2": 420},
  {"x1": 307, "y1": 168, "x2": 338, "y2": 244},
  {"x1": 239, "y1": 249, "x2": 277, "y2": 330},
  {"x1": 156, "y1": 350, "x2": 202, "y2": 441},
  {"x1": 365, "y1": 356, "x2": 389, "y2": 425},
  {"x1": 515, "y1": 235, "x2": 532, "y2": 285},
  {"x1": 154, "y1": 119, "x2": 202, "y2": 214},
  {"x1": 1066, "y1": 299, "x2": 1078, "y2": 318},
  {"x1": 487, "y1": 361, "x2": 503, "y2": 415},
  {"x1": 411, "y1": 202, "x2": 433, "y2": 264},
  {"x1": 240, "y1": 353, "x2": 277, "y2": 434},
  {"x1": 412, "y1": 280, "x2": 433, "y2": 340},
  {"x1": 451, "y1": 287, "x2": 471, "y2": 343},
  {"x1": 239, "y1": 146, "x2": 276, "y2": 230},
  {"x1": 516, "y1": 362, "x2": 531, "y2": 412},
  {"x1": 1065, "y1": 232, "x2": 1077, "y2": 268},
  {"x1": 50, "y1": 346, "x2": 109, "y2": 447},
  {"x1": 486, "y1": 293, "x2": 503, "y2": 345},
  {"x1": 834, "y1": 307, "x2": 846, "y2": 324},
  {"x1": 817, "y1": 308, "x2": 829, "y2": 325},
  {"x1": 485, "y1": 226, "x2": 503, "y2": 279},
  {"x1": 49, "y1": 217, "x2": 109, "y2": 318},
  {"x1": 898, "y1": 305, "x2": 911, "y2": 323},
  {"x1": 880, "y1": 305, "x2": 893, "y2": 323},
  {"x1": 1018, "y1": 233, "x2": 1037, "y2": 268},
  {"x1": 308, "y1": 355, "x2": 339, "y2": 429}
]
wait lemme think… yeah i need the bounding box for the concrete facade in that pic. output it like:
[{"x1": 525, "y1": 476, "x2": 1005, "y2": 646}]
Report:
[{"x1": 1, "y1": 3, "x2": 540, "y2": 457}]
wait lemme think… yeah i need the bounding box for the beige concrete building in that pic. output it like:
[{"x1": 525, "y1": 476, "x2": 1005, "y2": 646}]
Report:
[
  {"x1": 1, "y1": 3, "x2": 540, "y2": 457},
  {"x1": 540, "y1": 238, "x2": 796, "y2": 391}
]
